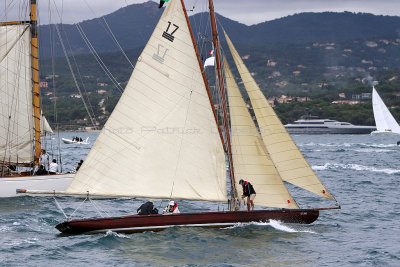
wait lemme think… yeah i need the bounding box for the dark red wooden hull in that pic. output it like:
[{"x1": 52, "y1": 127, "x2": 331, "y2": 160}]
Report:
[{"x1": 56, "y1": 209, "x2": 319, "y2": 234}]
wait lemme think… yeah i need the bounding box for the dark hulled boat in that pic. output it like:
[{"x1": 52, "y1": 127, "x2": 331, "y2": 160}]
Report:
[
  {"x1": 20, "y1": 0, "x2": 340, "y2": 233},
  {"x1": 56, "y1": 209, "x2": 320, "y2": 234}
]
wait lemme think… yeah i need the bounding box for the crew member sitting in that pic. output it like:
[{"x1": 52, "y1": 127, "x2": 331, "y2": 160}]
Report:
[
  {"x1": 162, "y1": 200, "x2": 180, "y2": 214},
  {"x1": 36, "y1": 165, "x2": 48, "y2": 175},
  {"x1": 49, "y1": 159, "x2": 58, "y2": 174},
  {"x1": 137, "y1": 200, "x2": 158, "y2": 215}
]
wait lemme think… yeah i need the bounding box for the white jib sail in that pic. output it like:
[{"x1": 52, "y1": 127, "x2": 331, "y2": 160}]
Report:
[
  {"x1": 66, "y1": 0, "x2": 227, "y2": 201},
  {"x1": 0, "y1": 24, "x2": 34, "y2": 164},
  {"x1": 41, "y1": 113, "x2": 53, "y2": 135},
  {"x1": 224, "y1": 57, "x2": 298, "y2": 209},
  {"x1": 372, "y1": 87, "x2": 400, "y2": 134},
  {"x1": 224, "y1": 31, "x2": 334, "y2": 201}
]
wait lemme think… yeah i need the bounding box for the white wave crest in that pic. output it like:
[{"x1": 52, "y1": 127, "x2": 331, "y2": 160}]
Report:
[
  {"x1": 299, "y1": 143, "x2": 352, "y2": 147},
  {"x1": 354, "y1": 148, "x2": 392, "y2": 153},
  {"x1": 0, "y1": 225, "x2": 10, "y2": 232},
  {"x1": 104, "y1": 230, "x2": 130, "y2": 238},
  {"x1": 312, "y1": 163, "x2": 400, "y2": 174},
  {"x1": 299, "y1": 142, "x2": 397, "y2": 149},
  {"x1": 226, "y1": 220, "x2": 316, "y2": 234}
]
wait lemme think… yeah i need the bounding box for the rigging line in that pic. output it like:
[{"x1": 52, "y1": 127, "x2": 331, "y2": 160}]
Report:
[
  {"x1": 0, "y1": 0, "x2": 17, "y2": 22},
  {"x1": 82, "y1": 0, "x2": 134, "y2": 68},
  {"x1": 75, "y1": 23, "x2": 124, "y2": 93},
  {"x1": 75, "y1": 24, "x2": 124, "y2": 94},
  {"x1": 56, "y1": 18, "x2": 98, "y2": 122},
  {"x1": 53, "y1": 23, "x2": 97, "y2": 128},
  {"x1": 89, "y1": 197, "x2": 110, "y2": 218},
  {"x1": 169, "y1": 89, "x2": 193, "y2": 200},
  {"x1": 75, "y1": 23, "x2": 125, "y2": 93},
  {"x1": 100, "y1": 17, "x2": 134, "y2": 68},
  {"x1": 0, "y1": 25, "x2": 29, "y2": 64},
  {"x1": 53, "y1": 195, "x2": 68, "y2": 220},
  {"x1": 64, "y1": 27, "x2": 97, "y2": 123},
  {"x1": 69, "y1": 196, "x2": 88, "y2": 219},
  {"x1": 50, "y1": 0, "x2": 98, "y2": 127},
  {"x1": 48, "y1": 1, "x2": 62, "y2": 171}
]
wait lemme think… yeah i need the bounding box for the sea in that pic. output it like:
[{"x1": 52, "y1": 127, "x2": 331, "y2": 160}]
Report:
[{"x1": 0, "y1": 132, "x2": 399, "y2": 266}]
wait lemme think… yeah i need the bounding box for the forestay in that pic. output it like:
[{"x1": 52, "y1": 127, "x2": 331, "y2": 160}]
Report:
[
  {"x1": 0, "y1": 24, "x2": 34, "y2": 164},
  {"x1": 224, "y1": 31, "x2": 334, "y2": 200},
  {"x1": 66, "y1": 0, "x2": 227, "y2": 201},
  {"x1": 372, "y1": 87, "x2": 400, "y2": 134},
  {"x1": 224, "y1": 57, "x2": 298, "y2": 209}
]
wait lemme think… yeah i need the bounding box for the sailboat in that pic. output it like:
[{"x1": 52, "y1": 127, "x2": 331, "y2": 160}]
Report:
[
  {"x1": 19, "y1": 0, "x2": 339, "y2": 234},
  {"x1": 371, "y1": 86, "x2": 400, "y2": 135},
  {"x1": 0, "y1": 0, "x2": 73, "y2": 197}
]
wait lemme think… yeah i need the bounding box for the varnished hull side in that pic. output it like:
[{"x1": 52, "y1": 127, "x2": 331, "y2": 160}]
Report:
[{"x1": 56, "y1": 209, "x2": 319, "y2": 234}]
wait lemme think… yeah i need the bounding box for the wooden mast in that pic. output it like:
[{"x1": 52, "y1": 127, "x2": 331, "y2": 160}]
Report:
[
  {"x1": 30, "y1": 0, "x2": 41, "y2": 164},
  {"x1": 208, "y1": 0, "x2": 238, "y2": 207},
  {"x1": 180, "y1": 0, "x2": 226, "y2": 151}
]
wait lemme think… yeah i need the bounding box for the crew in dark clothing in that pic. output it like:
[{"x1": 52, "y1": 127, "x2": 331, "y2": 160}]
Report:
[
  {"x1": 36, "y1": 165, "x2": 48, "y2": 175},
  {"x1": 137, "y1": 200, "x2": 158, "y2": 215},
  {"x1": 76, "y1": 160, "x2": 84, "y2": 171},
  {"x1": 239, "y1": 179, "x2": 256, "y2": 211}
]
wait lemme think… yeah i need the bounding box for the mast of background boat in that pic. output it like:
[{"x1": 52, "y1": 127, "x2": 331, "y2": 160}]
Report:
[
  {"x1": 208, "y1": 0, "x2": 238, "y2": 207},
  {"x1": 31, "y1": 0, "x2": 41, "y2": 164}
]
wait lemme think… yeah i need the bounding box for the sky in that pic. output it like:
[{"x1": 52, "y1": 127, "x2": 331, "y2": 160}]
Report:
[{"x1": 2, "y1": 0, "x2": 400, "y2": 25}]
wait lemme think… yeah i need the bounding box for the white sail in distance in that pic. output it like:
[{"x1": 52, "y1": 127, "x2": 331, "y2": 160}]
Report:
[
  {"x1": 224, "y1": 56, "x2": 298, "y2": 209},
  {"x1": 224, "y1": 30, "x2": 334, "y2": 200},
  {"x1": 0, "y1": 24, "x2": 34, "y2": 164},
  {"x1": 41, "y1": 113, "x2": 53, "y2": 135},
  {"x1": 372, "y1": 86, "x2": 400, "y2": 134},
  {"x1": 66, "y1": 0, "x2": 227, "y2": 201}
]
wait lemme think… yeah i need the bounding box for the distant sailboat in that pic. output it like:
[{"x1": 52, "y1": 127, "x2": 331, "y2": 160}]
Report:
[
  {"x1": 371, "y1": 86, "x2": 400, "y2": 135},
  {"x1": 41, "y1": 112, "x2": 54, "y2": 136},
  {"x1": 0, "y1": 0, "x2": 73, "y2": 197},
  {"x1": 19, "y1": 0, "x2": 339, "y2": 234}
]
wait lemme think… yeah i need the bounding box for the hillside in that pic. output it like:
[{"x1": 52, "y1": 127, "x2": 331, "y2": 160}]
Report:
[
  {"x1": 38, "y1": 1, "x2": 400, "y2": 57},
  {"x1": 36, "y1": 2, "x2": 400, "y2": 128}
]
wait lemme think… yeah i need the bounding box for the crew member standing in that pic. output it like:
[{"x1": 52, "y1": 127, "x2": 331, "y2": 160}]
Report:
[
  {"x1": 239, "y1": 179, "x2": 256, "y2": 211},
  {"x1": 39, "y1": 149, "x2": 50, "y2": 171}
]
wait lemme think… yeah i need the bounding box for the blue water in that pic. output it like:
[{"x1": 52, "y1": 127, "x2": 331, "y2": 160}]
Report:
[{"x1": 1, "y1": 133, "x2": 400, "y2": 266}]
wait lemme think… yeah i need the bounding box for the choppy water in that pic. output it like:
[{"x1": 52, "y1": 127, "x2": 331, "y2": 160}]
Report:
[{"x1": 1, "y1": 133, "x2": 400, "y2": 266}]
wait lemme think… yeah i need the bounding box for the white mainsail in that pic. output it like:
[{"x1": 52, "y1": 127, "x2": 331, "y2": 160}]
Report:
[
  {"x1": 372, "y1": 86, "x2": 400, "y2": 134},
  {"x1": 66, "y1": 0, "x2": 227, "y2": 201},
  {"x1": 224, "y1": 31, "x2": 334, "y2": 200},
  {"x1": 0, "y1": 24, "x2": 34, "y2": 164},
  {"x1": 41, "y1": 112, "x2": 53, "y2": 135},
  {"x1": 224, "y1": 57, "x2": 298, "y2": 209}
]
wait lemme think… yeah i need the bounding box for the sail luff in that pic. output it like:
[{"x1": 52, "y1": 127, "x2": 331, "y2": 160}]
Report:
[
  {"x1": 179, "y1": 0, "x2": 225, "y2": 150},
  {"x1": 65, "y1": 0, "x2": 227, "y2": 202},
  {"x1": 224, "y1": 55, "x2": 298, "y2": 208},
  {"x1": 224, "y1": 31, "x2": 334, "y2": 201},
  {"x1": 208, "y1": 0, "x2": 237, "y2": 202}
]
